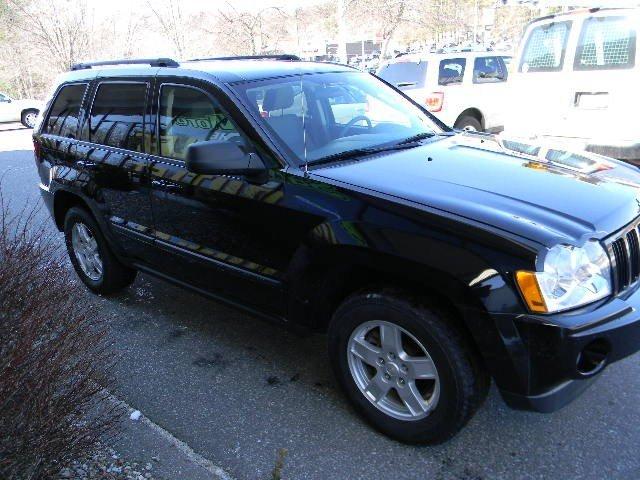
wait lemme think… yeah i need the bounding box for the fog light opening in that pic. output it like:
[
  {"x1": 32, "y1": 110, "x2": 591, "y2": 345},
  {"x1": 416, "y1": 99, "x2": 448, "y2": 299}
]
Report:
[{"x1": 576, "y1": 338, "x2": 610, "y2": 376}]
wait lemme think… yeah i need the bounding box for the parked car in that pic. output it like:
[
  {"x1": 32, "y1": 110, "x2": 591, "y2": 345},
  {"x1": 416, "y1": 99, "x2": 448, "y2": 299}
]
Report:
[
  {"x1": 0, "y1": 92, "x2": 41, "y2": 128},
  {"x1": 34, "y1": 55, "x2": 640, "y2": 444},
  {"x1": 504, "y1": 7, "x2": 640, "y2": 164},
  {"x1": 376, "y1": 52, "x2": 510, "y2": 132}
]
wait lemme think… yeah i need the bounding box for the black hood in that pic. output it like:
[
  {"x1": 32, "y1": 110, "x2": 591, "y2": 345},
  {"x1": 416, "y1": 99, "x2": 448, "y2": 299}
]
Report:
[{"x1": 311, "y1": 133, "x2": 640, "y2": 247}]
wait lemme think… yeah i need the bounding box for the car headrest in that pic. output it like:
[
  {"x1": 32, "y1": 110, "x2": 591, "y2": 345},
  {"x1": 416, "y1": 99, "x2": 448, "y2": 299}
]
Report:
[{"x1": 263, "y1": 85, "x2": 295, "y2": 112}]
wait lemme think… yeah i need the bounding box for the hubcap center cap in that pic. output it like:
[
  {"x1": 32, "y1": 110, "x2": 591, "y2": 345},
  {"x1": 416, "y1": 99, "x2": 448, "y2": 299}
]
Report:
[{"x1": 384, "y1": 362, "x2": 400, "y2": 378}]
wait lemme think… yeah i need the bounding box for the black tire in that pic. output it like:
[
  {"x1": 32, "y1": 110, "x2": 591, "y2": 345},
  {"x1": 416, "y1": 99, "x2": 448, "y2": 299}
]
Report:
[
  {"x1": 328, "y1": 289, "x2": 488, "y2": 444},
  {"x1": 21, "y1": 109, "x2": 39, "y2": 129},
  {"x1": 64, "y1": 206, "x2": 136, "y2": 295},
  {"x1": 454, "y1": 115, "x2": 483, "y2": 132}
]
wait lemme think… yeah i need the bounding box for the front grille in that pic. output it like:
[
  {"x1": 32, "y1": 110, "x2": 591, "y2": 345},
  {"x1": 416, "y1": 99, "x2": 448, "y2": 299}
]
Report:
[{"x1": 607, "y1": 218, "x2": 640, "y2": 293}]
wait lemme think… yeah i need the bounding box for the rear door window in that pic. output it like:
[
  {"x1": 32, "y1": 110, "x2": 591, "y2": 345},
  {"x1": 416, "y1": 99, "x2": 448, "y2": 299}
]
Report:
[
  {"x1": 519, "y1": 21, "x2": 572, "y2": 72},
  {"x1": 44, "y1": 84, "x2": 87, "y2": 138},
  {"x1": 438, "y1": 58, "x2": 466, "y2": 85},
  {"x1": 89, "y1": 82, "x2": 147, "y2": 152},
  {"x1": 473, "y1": 56, "x2": 507, "y2": 83},
  {"x1": 575, "y1": 16, "x2": 636, "y2": 70},
  {"x1": 377, "y1": 61, "x2": 428, "y2": 88}
]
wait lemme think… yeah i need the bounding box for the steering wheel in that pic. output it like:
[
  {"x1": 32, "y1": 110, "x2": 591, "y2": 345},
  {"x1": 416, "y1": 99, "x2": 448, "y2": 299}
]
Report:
[{"x1": 339, "y1": 115, "x2": 372, "y2": 137}]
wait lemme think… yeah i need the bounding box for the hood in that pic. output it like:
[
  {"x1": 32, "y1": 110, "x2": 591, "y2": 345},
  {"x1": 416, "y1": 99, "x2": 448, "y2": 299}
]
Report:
[{"x1": 311, "y1": 133, "x2": 640, "y2": 247}]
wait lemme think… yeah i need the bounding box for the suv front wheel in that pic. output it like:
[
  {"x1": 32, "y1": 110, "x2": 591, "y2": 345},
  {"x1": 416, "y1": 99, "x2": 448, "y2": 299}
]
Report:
[
  {"x1": 64, "y1": 207, "x2": 136, "y2": 294},
  {"x1": 328, "y1": 290, "x2": 488, "y2": 444}
]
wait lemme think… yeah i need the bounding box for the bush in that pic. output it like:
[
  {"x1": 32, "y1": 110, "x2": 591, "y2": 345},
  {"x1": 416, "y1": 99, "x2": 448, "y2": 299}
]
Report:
[{"x1": 0, "y1": 197, "x2": 118, "y2": 479}]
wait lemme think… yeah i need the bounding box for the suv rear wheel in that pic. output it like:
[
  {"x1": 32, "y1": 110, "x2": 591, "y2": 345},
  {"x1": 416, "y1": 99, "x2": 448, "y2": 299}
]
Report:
[
  {"x1": 328, "y1": 290, "x2": 488, "y2": 444},
  {"x1": 64, "y1": 207, "x2": 136, "y2": 294}
]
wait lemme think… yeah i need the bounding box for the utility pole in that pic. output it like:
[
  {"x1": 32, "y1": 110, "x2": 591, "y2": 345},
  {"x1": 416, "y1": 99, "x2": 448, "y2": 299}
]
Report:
[
  {"x1": 473, "y1": 0, "x2": 479, "y2": 44},
  {"x1": 337, "y1": 0, "x2": 348, "y2": 63}
]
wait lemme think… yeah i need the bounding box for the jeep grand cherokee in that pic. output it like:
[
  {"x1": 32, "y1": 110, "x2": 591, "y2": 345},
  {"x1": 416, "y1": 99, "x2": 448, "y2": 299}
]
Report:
[{"x1": 34, "y1": 55, "x2": 640, "y2": 444}]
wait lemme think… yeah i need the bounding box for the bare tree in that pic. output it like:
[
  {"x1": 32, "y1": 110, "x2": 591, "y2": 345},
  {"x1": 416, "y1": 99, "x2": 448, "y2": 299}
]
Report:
[
  {"x1": 7, "y1": 0, "x2": 95, "y2": 71},
  {"x1": 290, "y1": 2, "x2": 336, "y2": 58},
  {"x1": 373, "y1": 0, "x2": 408, "y2": 58},
  {"x1": 212, "y1": 3, "x2": 289, "y2": 56},
  {"x1": 147, "y1": 0, "x2": 187, "y2": 57},
  {"x1": 119, "y1": 11, "x2": 151, "y2": 59}
]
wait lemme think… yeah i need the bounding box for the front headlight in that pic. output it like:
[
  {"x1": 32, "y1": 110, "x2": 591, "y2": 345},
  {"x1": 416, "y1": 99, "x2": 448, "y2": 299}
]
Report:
[{"x1": 515, "y1": 241, "x2": 612, "y2": 314}]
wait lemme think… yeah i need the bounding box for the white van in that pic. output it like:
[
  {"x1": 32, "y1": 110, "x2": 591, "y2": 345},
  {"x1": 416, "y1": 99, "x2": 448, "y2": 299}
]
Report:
[
  {"x1": 504, "y1": 8, "x2": 640, "y2": 163},
  {"x1": 376, "y1": 52, "x2": 511, "y2": 132}
]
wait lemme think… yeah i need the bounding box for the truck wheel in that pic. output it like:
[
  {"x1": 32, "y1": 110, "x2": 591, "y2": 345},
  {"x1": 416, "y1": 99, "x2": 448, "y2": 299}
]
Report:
[
  {"x1": 454, "y1": 115, "x2": 482, "y2": 132},
  {"x1": 64, "y1": 206, "x2": 136, "y2": 295},
  {"x1": 21, "y1": 109, "x2": 39, "y2": 129},
  {"x1": 328, "y1": 290, "x2": 487, "y2": 444}
]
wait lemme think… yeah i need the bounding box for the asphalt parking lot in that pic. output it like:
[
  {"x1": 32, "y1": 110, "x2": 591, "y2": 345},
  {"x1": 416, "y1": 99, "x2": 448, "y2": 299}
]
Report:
[{"x1": 2, "y1": 124, "x2": 640, "y2": 480}]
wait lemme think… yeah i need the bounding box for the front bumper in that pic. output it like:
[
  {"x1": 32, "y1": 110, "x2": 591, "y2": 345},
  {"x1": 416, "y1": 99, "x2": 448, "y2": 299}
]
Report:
[
  {"x1": 494, "y1": 285, "x2": 640, "y2": 413},
  {"x1": 500, "y1": 132, "x2": 640, "y2": 163},
  {"x1": 586, "y1": 140, "x2": 640, "y2": 163},
  {"x1": 39, "y1": 182, "x2": 55, "y2": 217},
  {"x1": 541, "y1": 135, "x2": 640, "y2": 162}
]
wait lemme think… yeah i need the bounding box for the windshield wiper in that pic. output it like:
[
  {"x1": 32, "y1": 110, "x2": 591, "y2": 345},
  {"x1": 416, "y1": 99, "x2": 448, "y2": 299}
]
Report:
[
  {"x1": 397, "y1": 131, "x2": 437, "y2": 145},
  {"x1": 310, "y1": 142, "x2": 422, "y2": 167}
]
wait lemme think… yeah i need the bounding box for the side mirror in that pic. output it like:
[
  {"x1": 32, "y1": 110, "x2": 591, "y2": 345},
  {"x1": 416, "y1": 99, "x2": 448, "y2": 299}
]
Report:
[{"x1": 186, "y1": 141, "x2": 267, "y2": 180}]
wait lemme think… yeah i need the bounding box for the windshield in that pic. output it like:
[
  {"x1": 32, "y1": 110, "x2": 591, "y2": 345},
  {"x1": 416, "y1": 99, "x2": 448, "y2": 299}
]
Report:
[{"x1": 231, "y1": 71, "x2": 443, "y2": 165}]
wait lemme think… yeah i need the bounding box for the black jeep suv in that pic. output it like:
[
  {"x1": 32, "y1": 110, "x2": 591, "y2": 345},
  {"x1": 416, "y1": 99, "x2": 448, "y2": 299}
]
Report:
[{"x1": 34, "y1": 55, "x2": 640, "y2": 444}]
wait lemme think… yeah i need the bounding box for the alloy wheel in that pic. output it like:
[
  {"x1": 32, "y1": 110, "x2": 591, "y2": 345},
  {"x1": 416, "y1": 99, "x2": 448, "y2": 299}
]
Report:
[
  {"x1": 24, "y1": 112, "x2": 37, "y2": 128},
  {"x1": 71, "y1": 222, "x2": 103, "y2": 281},
  {"x1": 347, "y1": 320, "x2": 440, "y2": 421}
]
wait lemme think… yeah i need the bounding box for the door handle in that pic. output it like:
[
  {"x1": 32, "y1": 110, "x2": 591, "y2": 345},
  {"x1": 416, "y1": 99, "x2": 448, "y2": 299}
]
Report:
[{"x1": 76, "y1": 160, "x2": 97, "y2": 170}]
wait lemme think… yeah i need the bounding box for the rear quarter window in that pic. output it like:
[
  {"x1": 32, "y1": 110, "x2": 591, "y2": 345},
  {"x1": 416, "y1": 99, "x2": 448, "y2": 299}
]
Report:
[
  {"x1": 519, "y1": 21, "x2": 572, "y2": 72},
  {"x1": 377, "y1": 61, "x2": 428, "y2": 88},
  {"x1": 473, "y1": 56, "x2": 507, "y2": 83},
  {"x1": 438, "y1": 58, "x2": 466, "y2": 85},
  {"x1": 43, "y1": 83, "x2": 87, "y2": 138},
  {"x1": 574, "y1": 16, "x2": 636, "y2": 70}
]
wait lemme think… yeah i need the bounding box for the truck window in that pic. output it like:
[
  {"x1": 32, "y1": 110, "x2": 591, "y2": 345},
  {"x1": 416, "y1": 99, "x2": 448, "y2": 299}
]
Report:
[
  {"x1": 438, "y1": 58, "x2": 466, "y2": 85},
  {"x1": 519, "y1": 21, "x2": 572, "y2": 72},
  {"x1": 89, "y1": 83, "x2": 147, "y2": 152},
  {"x1": 377, "y1": 61, "x2": 428, "y2": 89},
  {"x1": 575, "y1": 16, "x2": 636, "y2": 70},
  {"x1": 473, "y1": 56, "x2": 507, "y2": 83},
  {"x1": 44, "y1": 84, "x2": 87, "y2": 138}
]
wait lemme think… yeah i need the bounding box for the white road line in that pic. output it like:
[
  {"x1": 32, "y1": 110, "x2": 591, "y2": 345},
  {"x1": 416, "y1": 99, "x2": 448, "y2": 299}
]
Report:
[{"x1": 103, "y1": 389, "x2": 235, "y2": 480}]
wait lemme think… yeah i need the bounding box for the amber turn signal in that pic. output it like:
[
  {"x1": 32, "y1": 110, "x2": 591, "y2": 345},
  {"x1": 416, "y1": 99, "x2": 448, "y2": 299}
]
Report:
[{"x1": 515, "y1": 271, "x2": 548, "y2": 313}]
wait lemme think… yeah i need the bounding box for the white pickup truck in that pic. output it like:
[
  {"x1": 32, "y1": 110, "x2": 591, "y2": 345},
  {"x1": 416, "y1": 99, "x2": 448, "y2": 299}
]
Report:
[{"x1": 0, "y1": 92, "x2": 42, "y2": 128}]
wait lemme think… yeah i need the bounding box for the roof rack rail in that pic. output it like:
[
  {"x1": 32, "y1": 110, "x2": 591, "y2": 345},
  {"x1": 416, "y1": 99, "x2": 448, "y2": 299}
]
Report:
[
  {"x1": 188, "y1": 54, "x2": 301, "y2": 62},
  {"x1": 71, "y1": 57, "x2": 180, "y2": 71}
]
